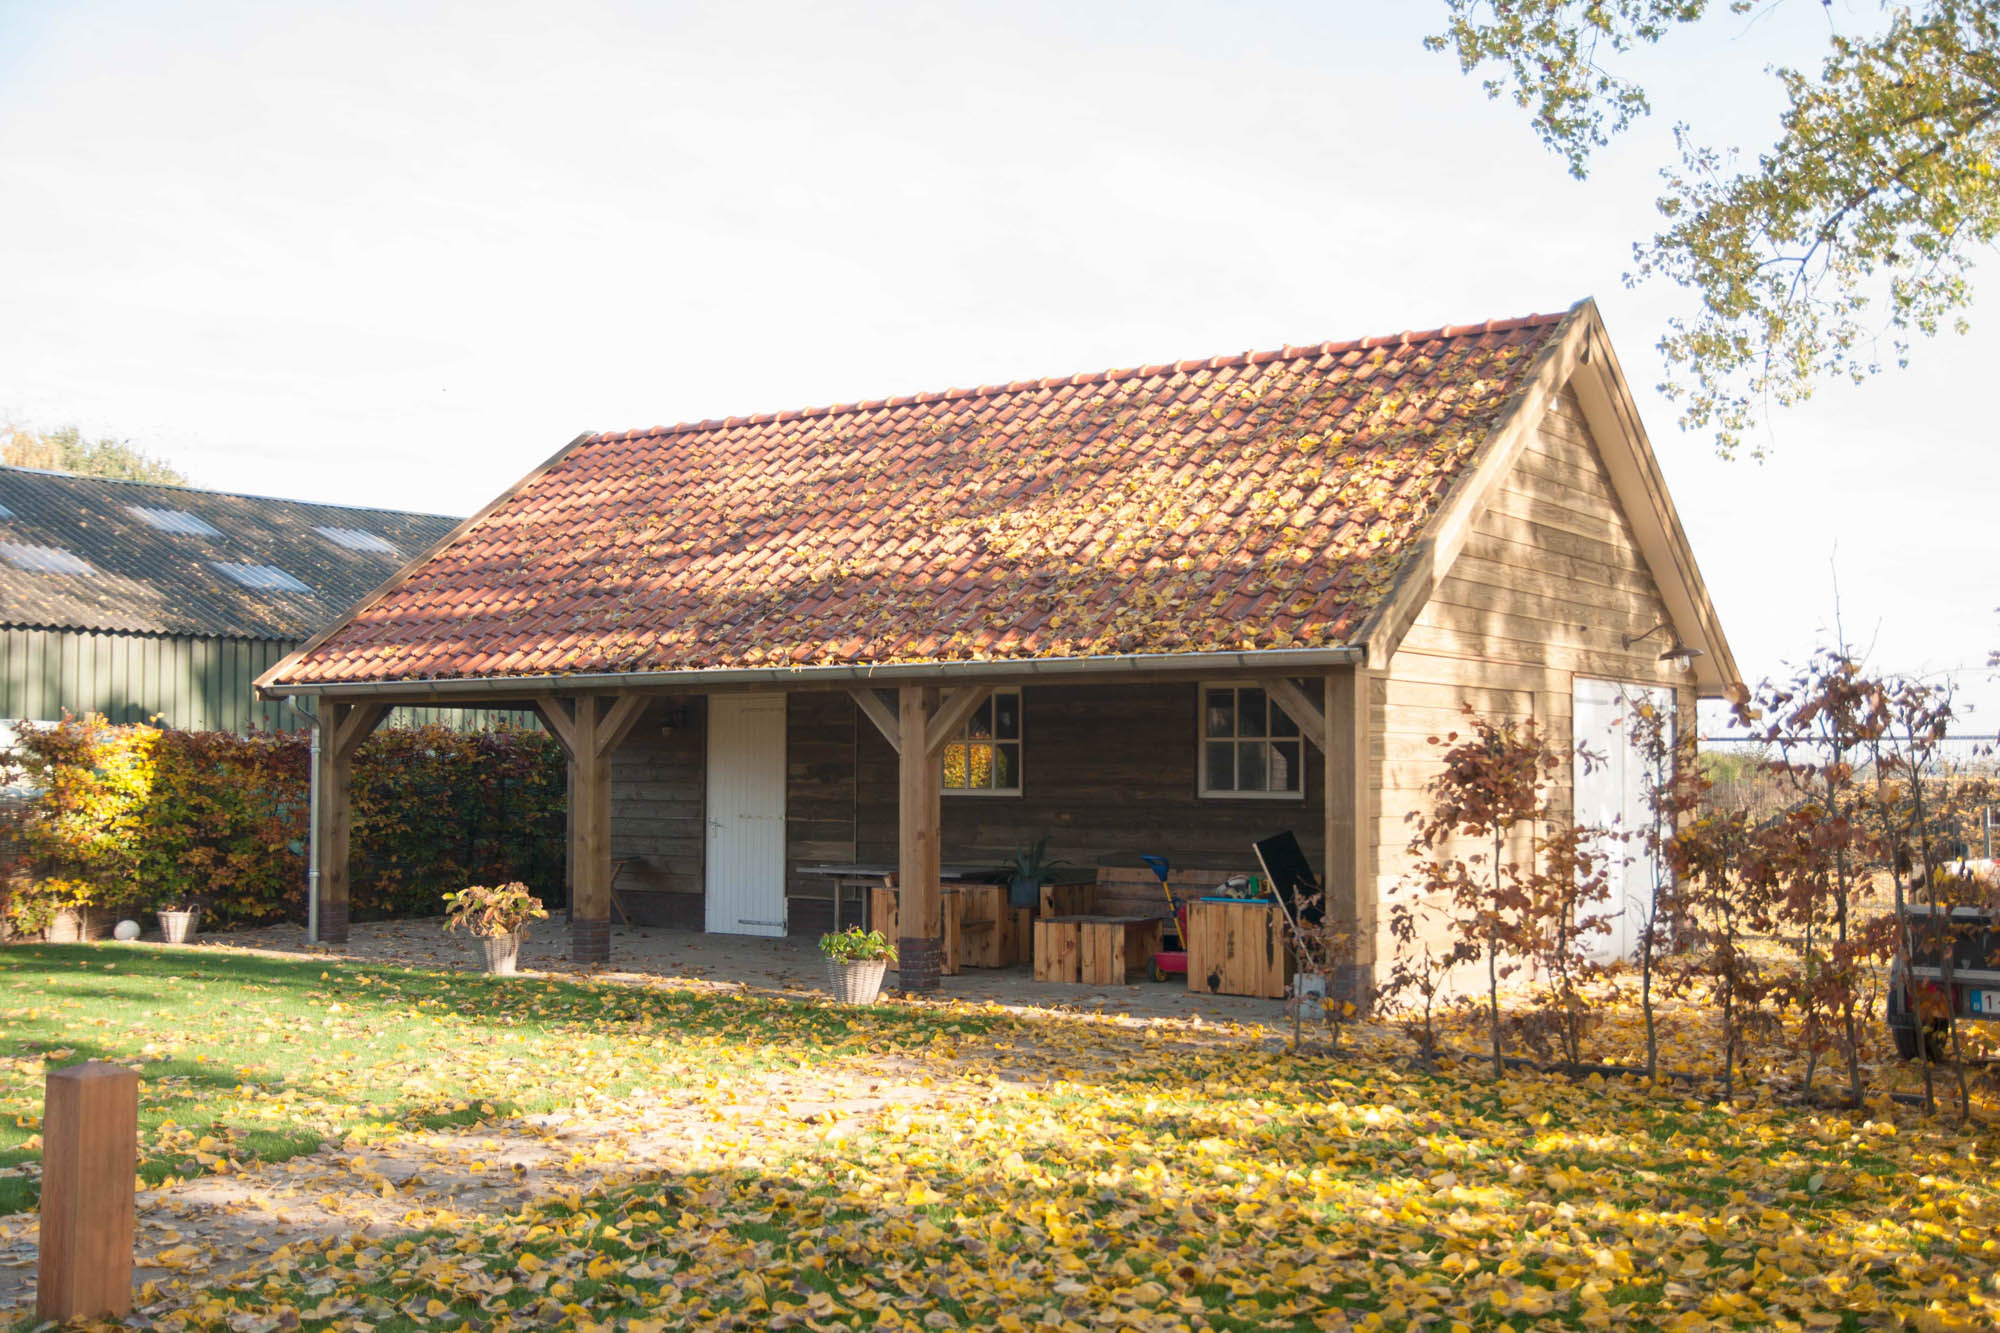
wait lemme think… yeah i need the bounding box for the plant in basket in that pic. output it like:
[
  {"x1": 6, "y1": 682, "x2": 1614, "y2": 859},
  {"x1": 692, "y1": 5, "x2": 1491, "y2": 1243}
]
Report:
[
  {"x1": 442, "y1": 882, "x2": 548, "y2": 975},
  {"x1": 820, "y1": 926, "x2": 897, "y2": 1004}
]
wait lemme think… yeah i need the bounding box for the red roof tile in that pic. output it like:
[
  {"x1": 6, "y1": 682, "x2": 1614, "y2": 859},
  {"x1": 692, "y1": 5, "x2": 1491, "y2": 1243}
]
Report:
[{"x1": 270, "y1": 307, "x2": 1578, "y2": 686}]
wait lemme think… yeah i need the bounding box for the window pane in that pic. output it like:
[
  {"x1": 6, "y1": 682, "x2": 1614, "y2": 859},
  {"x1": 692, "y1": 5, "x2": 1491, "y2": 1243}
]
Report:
[
  {"x1": 1205, "y1": 741, "x2": 1236, "y2": 789},
  {"x1": 993, "y1": 691, "x2": 1020, "y2": 739},
  {"x1": 1269, "y1": 703, "x2": 1299, "y2": 738},
  {"x1": 967, "y1": 743, "x2": 995, "y2": 788},
  {"x1": 994, "y1": 743, "x2": 1019, "y2": 790},
  {"x1": 1206, "y1": 690, "x2": 1235, "y2": 738},
  {"x1": 969, "y1": 697, "x2": 995, "y2": 739},
  {"x1": 1239, "y1": 688, "x2": 1269, "y2": 738},
  {"x1": 1270, "y1": 740, "x2": 1301, "y2": 792},
  {"x1": 1237, "y1": 741, "x2": 1267, "y2": 792},
  {"x1": 942, "y1": 743, "x2": 970, "y2": 789}
]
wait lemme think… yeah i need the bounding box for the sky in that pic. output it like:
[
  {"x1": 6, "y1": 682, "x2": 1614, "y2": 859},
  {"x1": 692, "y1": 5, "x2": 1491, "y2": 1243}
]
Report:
[{"x1": 1, "y1": 0, "x2": 1994, "y2": 732}]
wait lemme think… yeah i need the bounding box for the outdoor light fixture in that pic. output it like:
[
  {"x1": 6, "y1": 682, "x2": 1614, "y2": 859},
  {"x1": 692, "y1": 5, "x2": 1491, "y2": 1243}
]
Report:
[
  {"x1": 1623, "y1": 620, "x2": 1706, "y2": 672},
  {"x1": 657, "y1": 703, "x2": 691, "y2": 737}
]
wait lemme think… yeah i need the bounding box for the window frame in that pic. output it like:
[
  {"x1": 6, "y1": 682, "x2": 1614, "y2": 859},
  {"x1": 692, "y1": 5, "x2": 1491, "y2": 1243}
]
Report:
[
  {"x1": 1197, "y1": 683, "x2": 1307, "y2": 801},
  {"x1": 940, "y1": 687, "x2": 1024, "y2": 797}
]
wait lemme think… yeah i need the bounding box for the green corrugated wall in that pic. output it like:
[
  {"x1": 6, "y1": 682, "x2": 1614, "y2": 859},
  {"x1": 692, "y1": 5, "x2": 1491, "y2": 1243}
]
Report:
[{"x1": 0, "y1": 628, "x2": 531, "y2": 734}]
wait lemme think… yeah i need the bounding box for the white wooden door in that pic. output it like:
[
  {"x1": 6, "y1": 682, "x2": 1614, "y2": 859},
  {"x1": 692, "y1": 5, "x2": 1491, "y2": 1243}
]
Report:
[
  {"x1": 1573, "y1": 678, "x2": 1675, "y2": 962},
  {"x1": 705, "y1": 693, "x2": 788, "y2": 937}
]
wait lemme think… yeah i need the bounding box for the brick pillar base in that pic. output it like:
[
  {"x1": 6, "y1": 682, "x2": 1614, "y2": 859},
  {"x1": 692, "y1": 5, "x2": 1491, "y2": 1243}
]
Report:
[
  {"x1": 1332, "y1": 962, "x2": 1376, "y2": 1016},
  {"x1": 318, "y1": 899, "x2": 349, "y2": 945},
  {"x1": 573, "y1": 916, "x2": 611, "y2": 966},
  {"x1": 899, "y1": 936, "x2": 943, "y2": 994}
]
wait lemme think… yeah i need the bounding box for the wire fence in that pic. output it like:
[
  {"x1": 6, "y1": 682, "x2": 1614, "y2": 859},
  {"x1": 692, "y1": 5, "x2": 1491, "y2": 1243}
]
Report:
[{"x1": 1697, "y1": 735, "x2": 1998, "y2": 858}]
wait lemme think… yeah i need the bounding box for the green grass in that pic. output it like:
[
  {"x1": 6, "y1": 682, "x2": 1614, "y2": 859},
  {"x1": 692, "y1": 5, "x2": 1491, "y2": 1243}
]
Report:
[{"x1": 0, "y1": 942, "x2": 991, "y2": 1215}]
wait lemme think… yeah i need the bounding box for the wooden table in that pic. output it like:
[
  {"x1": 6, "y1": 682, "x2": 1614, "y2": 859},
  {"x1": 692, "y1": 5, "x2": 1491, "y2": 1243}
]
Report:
[
  {"x1": 796, "y1": 862, "x2": 998, "y2": 934},
  {"x1": 1184, "y1": 897, "x2": 1288, "y2": 998},
  {"x1": 1033, "y1": 915, "x2": 1164, "y2": 986}
]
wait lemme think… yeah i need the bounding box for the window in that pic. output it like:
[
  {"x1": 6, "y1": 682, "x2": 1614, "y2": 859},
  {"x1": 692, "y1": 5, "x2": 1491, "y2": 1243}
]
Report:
[
  {"x1": 0, "y1": 543, "x2": 92, "y2": 575},
  {"x1": 126, "y1": 505, "x2": 222, "y2": 537},
  {"x1": 314, "y1": 525, "x2": 399, "y2": 554},
  {"x1": 1200, "y1": 684, "x2": 1303, "y2": 798},
  {"x1": 211, "y1": 562, "x2": 313, "y2": 594},
  {"x1": 942, "y1": 688, "x2": 1022, "y2": 795}
]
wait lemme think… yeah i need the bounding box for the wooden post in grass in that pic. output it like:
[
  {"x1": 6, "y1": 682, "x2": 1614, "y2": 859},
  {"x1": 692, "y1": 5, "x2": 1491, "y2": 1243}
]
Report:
[{"x1": 37, "y1": 1061, "x2": 137, "y2": 1323}]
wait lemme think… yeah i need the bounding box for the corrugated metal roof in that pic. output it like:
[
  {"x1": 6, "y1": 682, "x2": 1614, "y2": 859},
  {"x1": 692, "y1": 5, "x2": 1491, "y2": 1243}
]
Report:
[{"x1": 0, "y1": 467, "x2": 459, "y2": 640}]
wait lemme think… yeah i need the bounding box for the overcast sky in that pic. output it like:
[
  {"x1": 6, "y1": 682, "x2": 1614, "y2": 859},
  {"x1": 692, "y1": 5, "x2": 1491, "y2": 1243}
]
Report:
[{"x1": 2, "y1": 1, "x2": 1993, "y2": 731}]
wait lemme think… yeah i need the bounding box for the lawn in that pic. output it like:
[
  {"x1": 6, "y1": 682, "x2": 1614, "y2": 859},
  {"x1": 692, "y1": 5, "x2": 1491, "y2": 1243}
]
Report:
[
  {"x1": 0, "y1": 943, "x2": 986, "y2": 1215},
  {"x1": 4, "y1": 943, "x2": 1999, "y2": 1331}
]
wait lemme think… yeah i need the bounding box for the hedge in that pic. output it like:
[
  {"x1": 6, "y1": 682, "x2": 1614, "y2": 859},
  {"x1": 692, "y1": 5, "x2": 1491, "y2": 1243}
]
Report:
[{"x1": 1, "y1": 714, "x2": 566, "y2": 931}]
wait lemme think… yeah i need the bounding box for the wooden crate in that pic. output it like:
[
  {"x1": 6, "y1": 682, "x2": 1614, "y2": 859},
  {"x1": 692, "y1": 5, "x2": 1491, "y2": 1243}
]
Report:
[
  {"x1": 1039, "y1": 882, "x2": 1095, "y2": 917},
  {"x1": 1033, "y1": 915, "x2": 1164, "y2": 986},
  {"x1": 956, "y1": 884, "x2": 1011, "y2": 968},
  {"x1": 1184, "y1": 898, "x2": 1288, "y2": 998},
  {"x1": 868, "y1": 885, "x2": 964, "y2": 975}
]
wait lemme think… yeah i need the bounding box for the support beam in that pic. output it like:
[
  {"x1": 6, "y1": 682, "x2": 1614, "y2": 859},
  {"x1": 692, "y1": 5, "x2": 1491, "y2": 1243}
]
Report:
[
  {"x1": 569, "y1": 697, "x2": 614, "y2": 966},
  {"x1": 925, "y1": 685, "x2": 995, "y2": 759},
  {"x1": 595, "y1": 693, "x2": 651, "y2": 759},
  {"x1": 897, "y1": 685, "x2": 943, "y2": 992},
  {"x1": 848, "y1": 688, "x2": 901, "y2": 753},
  {"x1": 313, "y1": 699, "x2": 389, "y2": 944},
  {"x1": 1324, "y1": 668, "x2": 1374, "y2": 1010},
  {"x1": 532, "y1": 697, "x2": 578, "y2": 756},
  {"x1": 1259, "y1": 677, "x2": 1327, "y2": 750}
]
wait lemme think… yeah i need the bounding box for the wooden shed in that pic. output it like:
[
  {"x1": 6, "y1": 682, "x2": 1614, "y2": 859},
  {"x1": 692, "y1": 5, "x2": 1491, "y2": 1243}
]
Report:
[{"x1": 256, "y1": 299, "x2": 1740, "y2": 999}]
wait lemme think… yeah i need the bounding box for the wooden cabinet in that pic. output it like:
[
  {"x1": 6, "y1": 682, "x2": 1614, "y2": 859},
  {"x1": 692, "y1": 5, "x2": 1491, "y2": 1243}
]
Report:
[{"x1": 1185, "y1": 898, "x2": 1288, "y2": 998}]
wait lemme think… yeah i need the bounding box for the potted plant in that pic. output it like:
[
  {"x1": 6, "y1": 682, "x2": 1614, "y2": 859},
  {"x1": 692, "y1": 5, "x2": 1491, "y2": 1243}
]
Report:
[
  {"x1": 820, "y1": 926, "x2": 897, "y2": 1004},
  {"x1": 1003, "y1": 835, "x2": 1067, "y2": 909},
  {"x1": 441, "y1": 882, "x2": 548, "y2": 975},
  {"x1": 156, "y1": 891, "x2": 202, "y2": 945}
]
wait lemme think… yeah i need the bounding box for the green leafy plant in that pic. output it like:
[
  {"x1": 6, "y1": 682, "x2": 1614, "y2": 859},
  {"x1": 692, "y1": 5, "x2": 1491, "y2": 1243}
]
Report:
[
  {"x1": 440, "y1": 882, "x2": 548, "y2": 938},
  {"x1": 818, "y1": 926, "x2": 897, "y2": 964}
]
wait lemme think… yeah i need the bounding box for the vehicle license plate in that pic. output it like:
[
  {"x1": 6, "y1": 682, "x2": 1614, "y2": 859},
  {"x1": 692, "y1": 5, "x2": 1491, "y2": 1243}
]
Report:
[{"x1": 1972, "y1": 990, "x2": 2000, "y2": 1016}]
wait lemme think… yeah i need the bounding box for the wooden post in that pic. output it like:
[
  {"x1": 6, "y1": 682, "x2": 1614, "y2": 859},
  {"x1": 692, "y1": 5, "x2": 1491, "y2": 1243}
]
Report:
[
  {"x1": 537, "y1": 695, "x2": 648, "y2": 966},
  {"x1": 1325, "y1": 667, "x2": 1374, "y2": 1010},
  {"x1": 38, "y1": 1061, "x2": 138, "y2": 1323},
  {"x1": 313, "y1": 701, "x2": 388, "y2": 944},
  {"x1": 897, "y1": 685, "x2": 943, "y2": 992}
]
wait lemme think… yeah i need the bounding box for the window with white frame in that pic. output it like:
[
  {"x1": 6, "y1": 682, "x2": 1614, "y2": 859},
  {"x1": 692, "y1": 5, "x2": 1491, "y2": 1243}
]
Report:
[
  {"x1": 941, "y1": 688, "x2": 1022, "y2": 795},
  {"x1": 1200, "y1": 684, "x2": 1304, "y2": 798}
]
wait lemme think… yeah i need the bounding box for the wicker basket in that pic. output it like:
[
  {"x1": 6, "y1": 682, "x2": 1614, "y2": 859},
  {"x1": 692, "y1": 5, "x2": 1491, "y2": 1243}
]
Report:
[
  {"x1": 827, "y1": 958, "x2": 888, "y2": 1005},
  {"x1": 157, "y1": 909, "x2": 201, "y2": 945}
]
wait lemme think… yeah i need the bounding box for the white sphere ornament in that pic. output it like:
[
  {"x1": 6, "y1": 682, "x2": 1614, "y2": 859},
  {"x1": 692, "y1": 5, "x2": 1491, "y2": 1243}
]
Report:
[{"x1": 113, "y1": 919, "x2": 141, "y2": 941}]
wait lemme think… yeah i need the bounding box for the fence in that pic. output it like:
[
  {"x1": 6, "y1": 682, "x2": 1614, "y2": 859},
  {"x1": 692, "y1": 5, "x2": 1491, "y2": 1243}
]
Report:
[{"x1": 1698, "y1": 735, "x2": 1998, "y2": 857}]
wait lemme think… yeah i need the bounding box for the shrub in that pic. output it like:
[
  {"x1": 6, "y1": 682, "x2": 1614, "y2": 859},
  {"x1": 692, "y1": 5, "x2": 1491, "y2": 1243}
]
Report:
[{"x1": 1, "y1": 714, "x2": 565, "y2": 932}]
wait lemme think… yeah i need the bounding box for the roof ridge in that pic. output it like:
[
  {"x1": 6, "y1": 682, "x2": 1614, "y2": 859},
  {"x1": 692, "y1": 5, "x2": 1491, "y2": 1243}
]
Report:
[
  {"x1": 0, "y1": 463, "x2": 460, "y2": 521},
  {"x1": 589, "y1": 305, "x2": 1582, "y2": 444}
]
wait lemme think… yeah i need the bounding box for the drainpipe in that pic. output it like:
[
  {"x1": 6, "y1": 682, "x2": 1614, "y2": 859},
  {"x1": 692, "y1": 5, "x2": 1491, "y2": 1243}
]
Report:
[{"x1": 279, "y1": 698, "x2": 322, "y2": 944}]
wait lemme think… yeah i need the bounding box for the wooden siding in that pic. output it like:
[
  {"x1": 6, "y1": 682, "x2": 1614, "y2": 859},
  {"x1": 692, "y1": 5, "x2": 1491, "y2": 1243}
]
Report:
[
  {"x1": 854, "y1": 683, "x2": 1316, "y2": 893},
  {"x1": 605, "y1": 696, "x2": 707, "y2": 928},
  {"x1": 1370, "y1": 387, "x2": 1696, "y2": 975},
  {"x1": 0, "y1": 628, "x2": 530, "y2": 735}
]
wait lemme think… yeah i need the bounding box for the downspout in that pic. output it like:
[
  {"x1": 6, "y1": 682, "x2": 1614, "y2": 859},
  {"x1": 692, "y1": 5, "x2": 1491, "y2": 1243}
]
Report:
[{"x1": 278, "y1": 698, "x2": 322, "y2": 944}]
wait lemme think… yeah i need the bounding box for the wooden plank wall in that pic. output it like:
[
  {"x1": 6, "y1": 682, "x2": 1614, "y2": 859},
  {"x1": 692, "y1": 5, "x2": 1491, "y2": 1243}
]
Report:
[
  {"x1": 605, "y1": 695, "x2": 707, "y2": 928},
  {"x1": 853, "y1": 683, "x2": 1324, "y2": 884},
  {"x1": 785, "y1": 691, "x2": 858, "y2": 937},
  {"x1": 1372, "y1": 386, "x2": 1696, "y2": 979}
]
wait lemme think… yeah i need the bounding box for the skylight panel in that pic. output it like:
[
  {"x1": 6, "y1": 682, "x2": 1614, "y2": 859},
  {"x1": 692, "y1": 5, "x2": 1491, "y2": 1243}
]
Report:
[
  {"x1": 127, "y1": 505, "x2": 223, "y2": 537},
  {"x1": 0, "y1": 543, "x2": 92, "y2": 575},
  {"x1": 313, "y1": 525, "x2": 399, "y2": 555},
  {"x1": 0, "y1": 502, "x2": 13, "y2": 520},
  {"x1": 212, "y1": 562, "x2": 313, "y2": 594}
]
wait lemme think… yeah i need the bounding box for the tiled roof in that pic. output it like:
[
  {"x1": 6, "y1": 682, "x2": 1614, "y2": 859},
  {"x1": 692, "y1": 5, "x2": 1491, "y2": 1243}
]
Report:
[
  {"x1": 272, "y1": 306, "x2": 1580, "y2": 686},
  {"x1": 0, "y1": 468, "x2": 459, "y2": 640}
]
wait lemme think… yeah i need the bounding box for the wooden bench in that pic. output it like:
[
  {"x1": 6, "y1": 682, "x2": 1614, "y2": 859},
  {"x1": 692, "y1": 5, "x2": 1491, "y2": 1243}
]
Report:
[{"x1": 1032, "y1": 915, "x2": 1164, "y2": 986}]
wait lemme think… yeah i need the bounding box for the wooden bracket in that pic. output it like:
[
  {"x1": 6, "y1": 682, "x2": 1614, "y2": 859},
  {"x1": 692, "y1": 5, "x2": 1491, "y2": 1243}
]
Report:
[
  {"x1": 595, "y1": 694, "x2": 651, "y2": 760},
  {"x1": 329, "y1": 702, "x2": 390, "y2": 760},
  {"x1": 1258, "y1": 678, "x2": 1327, "y2": 750},
  {"x1": 533, "y1": 698, "x2": 579, "y2": 758},
  {"x1": 848, "y1": 688, "x2": 902, "y2": 753},
  {"x1": 925, "y1": 685, "x2": 995, "y2": 760}
]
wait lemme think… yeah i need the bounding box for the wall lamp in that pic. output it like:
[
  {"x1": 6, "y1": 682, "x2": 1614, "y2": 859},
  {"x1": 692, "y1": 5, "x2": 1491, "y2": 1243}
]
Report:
[{"x1": 1623, "y1": 620, "x2": 1706, "y2": 672}]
